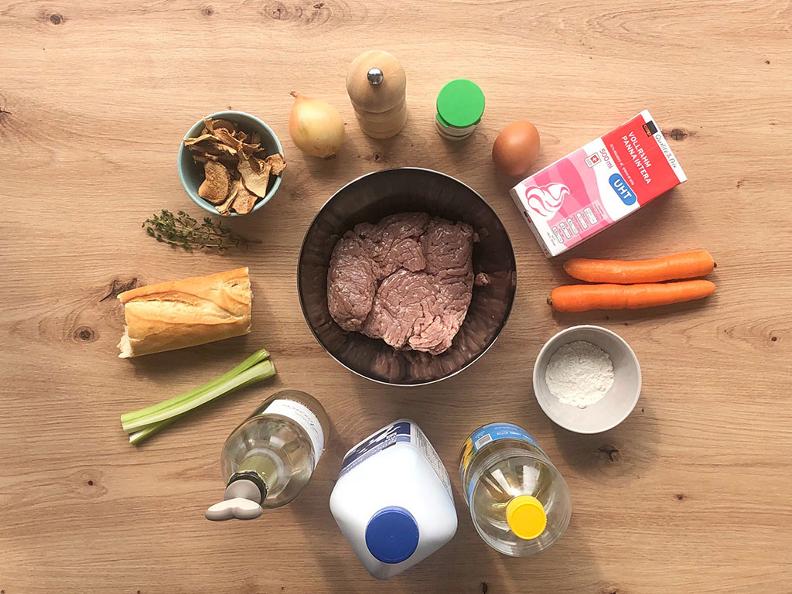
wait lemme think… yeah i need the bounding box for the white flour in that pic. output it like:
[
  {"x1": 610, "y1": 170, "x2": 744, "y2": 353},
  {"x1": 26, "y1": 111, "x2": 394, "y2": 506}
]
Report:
[{"x1": 545, "y1": 340, "x2": 614, "y2": 408}]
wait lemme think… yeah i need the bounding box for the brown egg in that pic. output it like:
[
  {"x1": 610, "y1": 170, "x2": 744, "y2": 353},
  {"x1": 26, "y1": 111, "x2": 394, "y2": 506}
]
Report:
[{"x1": 492, "y1": 121, "x2": 541, "y2": 178}]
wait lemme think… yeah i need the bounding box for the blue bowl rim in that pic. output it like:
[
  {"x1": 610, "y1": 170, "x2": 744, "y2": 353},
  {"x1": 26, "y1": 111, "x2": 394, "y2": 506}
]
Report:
[{"x1": 177, "y1": 110, "x2": 284, "y2": 217}]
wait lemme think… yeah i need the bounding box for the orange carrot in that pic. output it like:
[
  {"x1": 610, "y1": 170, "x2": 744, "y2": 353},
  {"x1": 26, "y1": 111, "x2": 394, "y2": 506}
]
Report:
[
  {"x1": 549, "y1": 280, "x2": 716, "y2": 312},
  {"x1": 563, "y1": 249, "x2": 715, "y2": 284}
]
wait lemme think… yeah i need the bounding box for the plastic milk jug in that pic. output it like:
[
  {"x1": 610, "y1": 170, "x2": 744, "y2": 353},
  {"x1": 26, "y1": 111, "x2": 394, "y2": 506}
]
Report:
[{"x1": 329, "y1": 419, "x2": 458, "y2": 579}]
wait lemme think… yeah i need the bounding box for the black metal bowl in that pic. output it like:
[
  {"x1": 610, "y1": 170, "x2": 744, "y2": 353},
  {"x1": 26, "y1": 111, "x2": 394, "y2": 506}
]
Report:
[{"x1": 297, "y1": 168, "x2": 517, "y2": 386}]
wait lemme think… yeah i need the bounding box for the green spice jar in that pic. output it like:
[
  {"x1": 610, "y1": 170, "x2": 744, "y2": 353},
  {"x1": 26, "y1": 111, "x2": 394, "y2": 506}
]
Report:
[{"x1": 435, "y1": 79, "x2": 485, "y2": 141}]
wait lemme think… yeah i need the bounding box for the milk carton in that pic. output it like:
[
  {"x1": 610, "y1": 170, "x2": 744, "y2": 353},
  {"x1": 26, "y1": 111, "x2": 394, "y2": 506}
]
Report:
[
  {"x1": 329, "y1": 420, "x2": 457, "y2": 580},
  {"x1": 511, "y1": 110, "x2": 686, "y2": 257}
]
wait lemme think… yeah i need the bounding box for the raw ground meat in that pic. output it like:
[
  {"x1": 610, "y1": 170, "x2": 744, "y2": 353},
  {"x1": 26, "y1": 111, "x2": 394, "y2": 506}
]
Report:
[
  {"x1": 327, "y1": 212, "x2": 475, "y2": 355},
  {"x1": 326, "y1": 234, "x2": 377, "y2": 332}
]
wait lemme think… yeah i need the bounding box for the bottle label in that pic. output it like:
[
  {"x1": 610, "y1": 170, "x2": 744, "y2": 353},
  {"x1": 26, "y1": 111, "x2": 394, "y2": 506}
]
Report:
[
  {"x1": 339, "y1": 420, "x2": 453, "y2": 501},
  {"x1": 460, "y1": 422, "x2": 538, "y2": 502},
  {"x1": 411, "y1": 424, "x2": 453, "y2": 499},
  {"x1": 339, "y1": 420, "x2": 411, "y2": 476},
  {"x1": 264, "y1": 399, "x2": 324, "y2": 469}
]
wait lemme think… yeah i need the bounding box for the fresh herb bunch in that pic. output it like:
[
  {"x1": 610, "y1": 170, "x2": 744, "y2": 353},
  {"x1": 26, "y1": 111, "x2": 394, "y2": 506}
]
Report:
[{"x1": 142, "y1": 210, "x2": 258, "y2": 252}]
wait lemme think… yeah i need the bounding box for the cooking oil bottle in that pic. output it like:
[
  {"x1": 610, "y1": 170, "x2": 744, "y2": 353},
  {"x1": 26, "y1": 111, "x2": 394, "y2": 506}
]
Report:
[
  {"x1": 206, "y1": 389, "x2": 329, "y2": 521},
  {"x1": 459, "y1": 422, "x2": 571, "y2": 556}
]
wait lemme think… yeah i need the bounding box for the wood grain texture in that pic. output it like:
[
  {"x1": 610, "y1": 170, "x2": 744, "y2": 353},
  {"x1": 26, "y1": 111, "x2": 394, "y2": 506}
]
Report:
[{"x1": 1, "y1": 0, "x2": 791, "y2": 592}]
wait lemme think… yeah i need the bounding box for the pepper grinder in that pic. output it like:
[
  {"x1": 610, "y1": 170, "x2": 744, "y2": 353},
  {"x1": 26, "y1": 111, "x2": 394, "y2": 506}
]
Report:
[{"x1": 346, "y1": 50, "x2": 407, "y2": 139}]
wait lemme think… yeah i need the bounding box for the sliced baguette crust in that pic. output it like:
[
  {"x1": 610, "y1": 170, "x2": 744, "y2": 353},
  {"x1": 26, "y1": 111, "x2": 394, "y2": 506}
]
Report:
[{"x1": 117, "y1": 267, "x2": 251, "y2": 358}]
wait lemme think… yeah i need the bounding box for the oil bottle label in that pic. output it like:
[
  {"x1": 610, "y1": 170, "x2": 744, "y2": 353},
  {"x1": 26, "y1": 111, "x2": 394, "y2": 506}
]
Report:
[
  {"x1": 264, "y1": 399, "x2": 324, "y2": 469},
  {"x1": 339, "y1": 420, "x2": 411, "y2": 476},
  {"x1": 460, "y1": 422, "x2": 537, "y2": 476}
]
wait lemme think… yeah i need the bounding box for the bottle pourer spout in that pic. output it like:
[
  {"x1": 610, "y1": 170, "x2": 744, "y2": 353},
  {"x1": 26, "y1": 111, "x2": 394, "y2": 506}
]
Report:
[
  {"x1": 205, "y1": 478, "x2": 264, "y2": 521},
  {"x1": 367, "y1": 67, "x2": 384, "y2": 86}
]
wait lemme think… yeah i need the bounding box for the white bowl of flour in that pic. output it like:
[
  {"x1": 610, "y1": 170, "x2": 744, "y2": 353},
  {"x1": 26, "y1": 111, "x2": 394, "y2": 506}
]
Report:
[{"x1": 533, "y1": 325, "x2": 641, "y2": 433}]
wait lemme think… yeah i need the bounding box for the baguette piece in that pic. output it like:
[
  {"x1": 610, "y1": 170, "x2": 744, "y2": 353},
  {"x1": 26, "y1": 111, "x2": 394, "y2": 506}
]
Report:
[{"x1": 117, "y1": 267, "x2": 252, "y2": 358}]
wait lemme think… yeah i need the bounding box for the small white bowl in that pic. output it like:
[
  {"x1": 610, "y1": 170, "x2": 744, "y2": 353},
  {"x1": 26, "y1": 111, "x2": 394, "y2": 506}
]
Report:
[{"x1": 533, "y1": 325, "x2": 641, "y2": 434}]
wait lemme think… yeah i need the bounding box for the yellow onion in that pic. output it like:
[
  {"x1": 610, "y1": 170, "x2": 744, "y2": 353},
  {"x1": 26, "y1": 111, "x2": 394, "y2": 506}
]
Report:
[{"x1": 289, "y1": 91, "x2": 345, "y2": 158}]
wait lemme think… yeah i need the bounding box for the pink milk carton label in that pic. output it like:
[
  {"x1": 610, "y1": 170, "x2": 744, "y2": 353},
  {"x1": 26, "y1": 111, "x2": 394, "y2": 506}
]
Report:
[{"x1": 510, "y1": 110, "x2": 687, "y2": 257}]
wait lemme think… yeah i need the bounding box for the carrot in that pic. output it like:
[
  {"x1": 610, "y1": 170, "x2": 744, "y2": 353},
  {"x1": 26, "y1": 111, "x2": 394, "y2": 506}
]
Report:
[
  {"x1": 563, "y1": 249, "x2": 715, "y2": 284},
  {"x1": 549, "y1": 280, "x2": 716, "y2": 312}
]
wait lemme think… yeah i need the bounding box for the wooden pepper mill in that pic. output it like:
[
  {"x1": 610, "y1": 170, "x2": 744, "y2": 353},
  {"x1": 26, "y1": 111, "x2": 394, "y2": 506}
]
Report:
[{"x1": 346, "y1": 50, "x2": 407, "y2": 139}]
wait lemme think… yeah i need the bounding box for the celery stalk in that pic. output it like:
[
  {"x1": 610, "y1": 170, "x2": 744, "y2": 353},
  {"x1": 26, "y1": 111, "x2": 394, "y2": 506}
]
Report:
[
  {"x1": 128, "y1": 417, "x2": 177, "y2": 445},
  {"x1": 120, "y1": 348, "x2": 269, "y2": 428},
  {"x1": 122, "y1": 359, "x2": 276, "y2": 433},
  {"x1": 126, "y1": 369, "x2": 271, "y2": 445}
]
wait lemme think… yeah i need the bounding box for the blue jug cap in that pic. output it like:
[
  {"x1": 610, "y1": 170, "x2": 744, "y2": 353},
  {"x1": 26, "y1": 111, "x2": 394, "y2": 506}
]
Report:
[{"x1": 365, "y1": 506, "x2": 419, "y2": 564}]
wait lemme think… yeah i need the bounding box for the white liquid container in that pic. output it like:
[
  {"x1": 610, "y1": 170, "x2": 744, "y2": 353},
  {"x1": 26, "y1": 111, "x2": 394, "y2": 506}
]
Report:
[{"x1": 330, "y1": 419, "x2": 457, "y2": 579}]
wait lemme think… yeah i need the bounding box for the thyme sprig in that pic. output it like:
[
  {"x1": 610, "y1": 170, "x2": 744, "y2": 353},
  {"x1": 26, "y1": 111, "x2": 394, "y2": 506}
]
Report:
[{"x1": 142, "y1": 210, "x2": 258, "y2": 252}]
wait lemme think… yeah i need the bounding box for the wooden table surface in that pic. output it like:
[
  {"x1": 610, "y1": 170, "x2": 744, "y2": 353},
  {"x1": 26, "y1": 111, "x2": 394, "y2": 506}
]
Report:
[{"x1": 2, "y1": 1, "x2": 791, "y2": 592}]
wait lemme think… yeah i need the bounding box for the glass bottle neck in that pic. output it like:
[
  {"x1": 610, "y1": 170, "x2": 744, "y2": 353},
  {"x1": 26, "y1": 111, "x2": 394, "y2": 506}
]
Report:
[{"x1": 227, "y1": 471, "x2": 268, "y2": 503}]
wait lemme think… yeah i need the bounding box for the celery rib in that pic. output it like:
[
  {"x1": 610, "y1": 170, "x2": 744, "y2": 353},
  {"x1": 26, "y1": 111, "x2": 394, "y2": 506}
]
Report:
[
  {"x1": 120, "y1": 348, "x2": 269, "y2": 427},
  {"x1": 119, "y1": 349, "x2": 276, "y2": 445},
  {"x1": 123, "y1": 360, "x2": 275, "y2": 432},
  {"x1": 128, "y1": 417, "x2": 177, "y2": 445}
]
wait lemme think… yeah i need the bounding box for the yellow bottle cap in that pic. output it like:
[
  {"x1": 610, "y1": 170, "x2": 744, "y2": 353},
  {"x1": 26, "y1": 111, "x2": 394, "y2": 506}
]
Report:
[{"x1": 506, "y1": 495, "x2": 547, "y2": 540}]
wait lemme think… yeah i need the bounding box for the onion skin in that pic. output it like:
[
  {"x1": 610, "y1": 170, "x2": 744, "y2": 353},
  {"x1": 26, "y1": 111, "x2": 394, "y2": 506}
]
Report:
[
  {"x1": 289, "y1": 91, "x2": 345, "y2": 158},
  {"x1": 492, "y1": 120, "x2": 541, "y2": 178}
]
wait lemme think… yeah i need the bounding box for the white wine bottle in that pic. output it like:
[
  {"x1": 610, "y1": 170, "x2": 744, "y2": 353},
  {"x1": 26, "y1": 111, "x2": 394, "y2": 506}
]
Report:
[{"x1": 206, "y1": 390, "x2": 329, "y2": 521}]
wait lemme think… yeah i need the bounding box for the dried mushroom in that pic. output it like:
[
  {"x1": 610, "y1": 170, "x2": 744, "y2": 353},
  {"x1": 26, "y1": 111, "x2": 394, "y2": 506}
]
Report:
[
  {"x1": 239, "y1": 142, "x2": 260, "y2": 159},
  {"x1": 198, "y1": 161, "x2": 230, "y2": 204},
  {"x1": 217, "y1": 180, "x2": 242, "y2": 216},
  {"x1": 238, "y1": 156, "x2": 272, "y2": 198},
  {"x1": 212, "y1": 128, "x2": 243, "y2": 152},
  {"x1": 184, "y1": 133, "x2": 216, "y2": 146},
  {"x1": 192, "y1": 153, "x2": 223, "y2": 164},
  {"x1": 265, "y1": 153, "x2": 286, "y2": 176},
  {"x1": 231, "y1": 184, "x2": 259, "y2": 215},
  {"x1": 204, "y1": 118, "x2": 236, "y2": 133},
  {"x1": 184, "y1": 117, "x2": 286, "y2": 215}
]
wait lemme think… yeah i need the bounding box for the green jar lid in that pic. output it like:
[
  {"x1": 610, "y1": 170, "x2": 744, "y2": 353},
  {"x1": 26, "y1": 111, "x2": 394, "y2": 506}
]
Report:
[{"x1": 436, "y1": 79, "x2": 485, "y2": 128}]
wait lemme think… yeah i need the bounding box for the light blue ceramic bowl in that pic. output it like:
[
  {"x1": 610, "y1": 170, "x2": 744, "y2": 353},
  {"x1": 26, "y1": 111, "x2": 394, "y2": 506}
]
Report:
[{"x1": 177, "y1": 111, "x2": 284, "y2": 216}]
